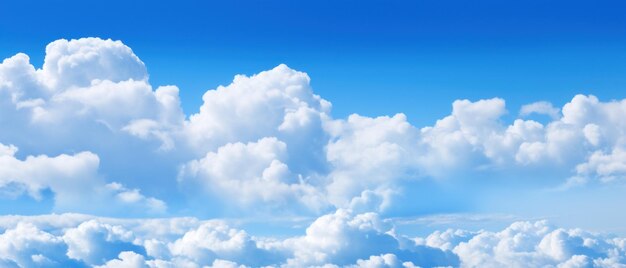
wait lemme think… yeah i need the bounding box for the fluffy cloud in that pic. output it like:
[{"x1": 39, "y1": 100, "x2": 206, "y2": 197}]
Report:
[
  {"x1": 281, "y1": 209, "x2": 458, "y2": 267},
  {"x1": 0, "y1": 38, "x2": 181, "y2": 216},
  {"x1": 575, "y1": 147, "x2": 626, "y2": 183},
  {"x1": 451, "y1": 221, "x2": 626, "y2": 267},
  {"x1": 40, "y1": 38, "x2": 147, "y2": 90},
  {"x1": 0, "y1": 38, "x2": 177, "y2": 128},
  {"x1": 95, "y1": 251, "x2": 147, "y2": 268},
  {"x1": 6, "y1": 34, "x2": 626, "y2": 268},
  {"x1": 0, "y1": 142, "x2": 99, "y2": 205},
  {"x1": 183, "y1": 64, "x2": 330, "y2": 155},
  {"x1": 63, "y1": 220, "x2": 144, "y2": 266},
  {"x1": 167, "y1": 220, "x2": 281, "y2": 266},
  {"x1": 0, "y1": 212, "x2": 624, "y2": 267},
  {"x1": 177, "y1": 64, "x2": 334, "y2": 212},
  {"x1": 348, "y1": 254, "x2": 418, "y2": 268},
  {"x1": 179, "y1": 137, "x2": 326, "y2": 213},
  {"x1": 0, "y1": 38, "x2": 626, "y2": 217},
  {"x1": 326, "y1": 114, "x2": 419, "y2": 209},
  {"x1": 0, "y1": 223, "x2": 81, "y2": 267},
  {"x1": 0, "y1": 143, "x2": 165, "y2": 215},
  {"x1": 414, "y1": 94, "x2": 626, "y2": 188}
]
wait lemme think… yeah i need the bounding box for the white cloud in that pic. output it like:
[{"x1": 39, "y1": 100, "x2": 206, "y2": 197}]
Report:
[
  {"x1": 0, "y1": 142, "x2": 166, "y2": 215},
  {"x1": 207, "y1": 259, "x2": 248, "y2": 268},
  {"x1": 520, "y1": 101, "x2": 561, "y2": 119},
  {"x1": 0, "y1": 212, "x2": 623, "y2": 267},
  {"x1": 0, "y1": 37, "x2": 184, "y2": 154},
  {"x1": 575, "y1": 147, "x2": 626, "y2": 183},
  {"x1": 40, "y1": 38, "x2": 147, "y2": 90},
  {"x1": 168, "y1": 220, "x2": 280, "y2": 266},
  {"x1": 418, "y1": 229, "x2": 475, "y2": 252},
  {"x1": 95, "y1": 251, "x2": 148, "y2": 268},
  {"x1": 451, "y1": 221, "x2": 626, "y2": 267},
  {"x1": 0, "y1": 142, "x2": 101, "y2": 204},
  {"x1": 4, "y1": 37, "x2": 626, "y2": 262},
  {"x1": 348, "y1": 254, "x2": 417, "y2": 268},
  {"x1": 281, "y1": 209, "x2": 458, "y2": 267},
  {"x1": 63, "y1": 219, "x2": 143, "y2": 265},
  {"x1": 0, "y1": 223, "x2": 75, "y2": 267},
  {"x1": 0, "y1": 143, "x2": 17, "y2": 157},
  {"x1": 184, "y1": 64, "x2": 330, "y2": 153},
  {"x1": 418, "y1": 98, "x2": 508, "y2": 175},
  {"x1": 326, "y1": 114, "x2": 419, "y2": 209},
  {"x1": 178, "y1": 137, "x2": 327, "y2": 212},
  {"x1": 105, "y1": 183, "x2": 167, "y2": 214},
  {"x1": 4, "y1": 37, "x2": 626, "y2": 218}
]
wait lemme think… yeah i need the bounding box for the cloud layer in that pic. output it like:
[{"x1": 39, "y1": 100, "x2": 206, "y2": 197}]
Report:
[{"x1": 0, "y1": 212, "x2": 624, "y2": 267}]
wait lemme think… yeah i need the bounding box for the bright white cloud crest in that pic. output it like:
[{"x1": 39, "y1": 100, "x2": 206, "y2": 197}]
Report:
[{"x1": 1, "y1": 38, "x2": 626, "y2": 266}]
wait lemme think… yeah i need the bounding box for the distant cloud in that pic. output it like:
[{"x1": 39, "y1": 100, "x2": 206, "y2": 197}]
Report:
[
  {"x1": 0, "y1": 212, "x2": 624, "y2": 267},
  {"x1": 520, "y1": 101, "x2": 561, "y2": 119}
]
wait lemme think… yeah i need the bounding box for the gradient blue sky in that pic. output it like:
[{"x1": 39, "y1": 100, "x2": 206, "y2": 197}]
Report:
[{"x1": 2, "y1": 0, "x2": 626, "y2": 124}]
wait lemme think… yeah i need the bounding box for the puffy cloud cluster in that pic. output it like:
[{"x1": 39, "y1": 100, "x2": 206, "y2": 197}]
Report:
[
  {"x1": 0, "y1": 38, "x2": 181, "y2": 216},
  {"x1": 178, "y1": 64, "x2": 334, "y2": 213},
  {"x1": 178, "y1": 137, "x2": 326, "y2": 213},
  {"x1": 415, "y1": 94, "x2": 626, "y2": 189},
  {"x1": 2, "y1": 37, "x2": 626, "y2": 218},
  {"x1": 0, "y1": 38, "x2": 182, "y2": 131},
  {"x1": 449, "y1": 221, "x2": 626, "y2": 267},
  {"x1": 325, "y1": 114, "x2": 420, "y2": 210},
  {"x1": 0, "y1": 212, "x2": 624, "y2": 267}
]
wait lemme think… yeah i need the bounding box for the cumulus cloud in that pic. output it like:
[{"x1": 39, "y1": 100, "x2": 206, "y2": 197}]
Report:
[
  {"x1": 167, "y1": 220, "x2": 282, "y2": 266},
  {"x1": 0, "y1": 212, "x2": 623, "y2": 267},
  {"x1": 0, "y1": 142, "x2": 165, "y2": 215},
  {"x1": 177, "y1": 64, "x2": 334, "y2": 212},
  {"x1": 414, "y1": 94, "x2": 626, "y2": 189},
  {"x1": 40, "y1": 38, "x2": 147, "y2": 90},
  {"x1": 178, "y1": 137, "x2": 326, "y2": 213},
  {"x1": 280, "y1": 209, "x2": 458, "y2": 267},
  {"x1": 326, "y1": 114, "x2": 419, "y2": 209},
  {"x1": 0, "y1": 142, "x2": 99, "y2": 204},
  {"x1": 95, "y1": 251, "x2": 147, "y2": 268},
  {"x1": 63, "y1": 220, "x2": 144, "y2": 266},
  {"x1": 0, "y1": 37, "x2": 183, "y2": 157},
  {"x1": 0, "y1": 222, "x2": 81, "y2": 267},
  {"x1": 0, "y1": 38, "x2": 182, "y2": 217},
  {"x1": 348, "y1": 254, "x2": 418, "y2": 268},
  {"x1": 451, "y1": 221, "x2": 626, "y2": 267},
  {"x1": 5, "y1": 33, "x2": 626, "y2": 268},
  {"x1": 184, "y1": 64, "x2": 330, "y2": 155},
  {"x1": 575, "y1": 147, "x2": 626, "y2": 183}
]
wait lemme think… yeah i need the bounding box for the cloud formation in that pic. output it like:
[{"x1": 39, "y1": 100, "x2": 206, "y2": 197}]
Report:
[
  {"x1": 2, "y1": 37, "x2": 626, "y2": 266},
  {"x1": 0, "y1": 212, "x2": 623, "y2": 267},
  {"x1": 2, "y1": 37, "x2": 626, "y2": 216},
  {"x1": 0, "y1": 142, "x2": 165, "y2": 215}
]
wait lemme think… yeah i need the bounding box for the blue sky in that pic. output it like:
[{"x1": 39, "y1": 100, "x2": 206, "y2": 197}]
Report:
[
  {"x1": 3, "y1": 0, "x2": 626, "y2": 123},
  {"x1": 1, "y1": 1, "x2": 626, "y2": 267}
]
